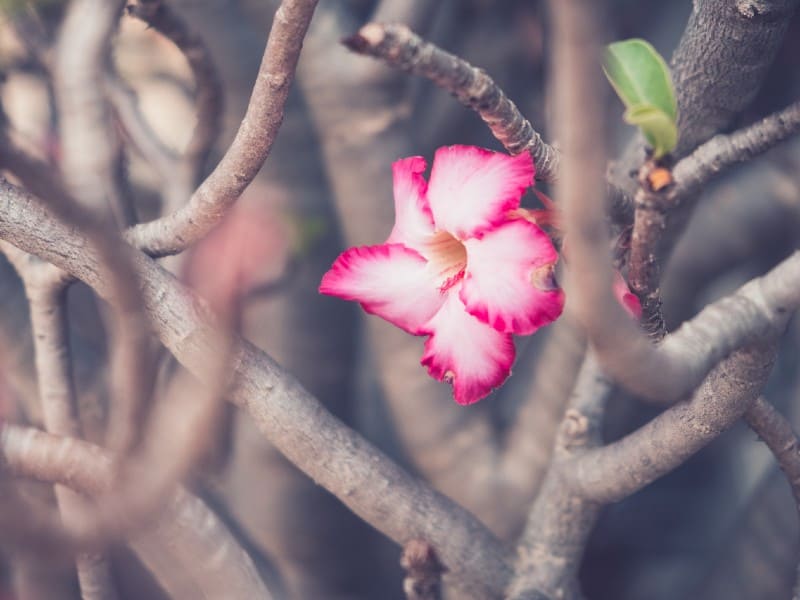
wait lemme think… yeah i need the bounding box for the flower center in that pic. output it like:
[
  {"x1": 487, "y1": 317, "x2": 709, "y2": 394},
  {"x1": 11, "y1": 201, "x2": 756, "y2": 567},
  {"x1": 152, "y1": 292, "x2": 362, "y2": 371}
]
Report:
[{"x1": 425, "y1": 230, "x2": 467, "y2": 291}]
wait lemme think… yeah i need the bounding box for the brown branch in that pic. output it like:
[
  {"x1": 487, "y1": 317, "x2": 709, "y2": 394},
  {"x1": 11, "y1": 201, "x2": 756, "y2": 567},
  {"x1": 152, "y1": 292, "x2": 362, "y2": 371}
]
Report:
[
  {"x1": 0, "y1": 179, "x2": 513, "y2": 597},
  {"x1": 54, "y1": 0, "x2": 136, "y2": 227},
  {"x1": 4, "y1": 248, "x2": 119, "y2": 600},
  {"x1": 0, "y1": 425, "x2": 273, "y2": 599},
  {"x1": 125, "y1": 0, "x2": 224, "y2": 183},
  {"x1": 627, "y1": 179, "x2": 669, "y2": 339},
  {"x1": 566, "y1": 341, "x2": 779, "y2": 504},
  {"x1": 343, "y1": 22, "x2": 560, "y2": 182},
  {"x1": 508, "y1": 353, "x2": 610, "y2": 599},
  {"x1": 744, "y1": 397, "x2": 800, "y2": 506},
  {"x1": 126, "y1": 0, "x2": 319, "y2": 257},
  {"x1": 671, "y1": 99, "x2": 800, "y2": 200}
]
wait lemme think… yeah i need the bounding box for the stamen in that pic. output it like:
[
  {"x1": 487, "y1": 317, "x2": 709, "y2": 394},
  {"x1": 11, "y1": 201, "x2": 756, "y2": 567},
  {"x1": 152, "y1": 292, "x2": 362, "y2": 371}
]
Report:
[{"x1": 425, "y1": 231, "x2": 467, "y2": 291}]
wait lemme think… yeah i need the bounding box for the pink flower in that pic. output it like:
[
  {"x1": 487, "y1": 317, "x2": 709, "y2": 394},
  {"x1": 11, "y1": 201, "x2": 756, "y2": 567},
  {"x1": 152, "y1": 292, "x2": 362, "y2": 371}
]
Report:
[{"x1": 320, "y1": 146, "x2": 565, "y2": 405}]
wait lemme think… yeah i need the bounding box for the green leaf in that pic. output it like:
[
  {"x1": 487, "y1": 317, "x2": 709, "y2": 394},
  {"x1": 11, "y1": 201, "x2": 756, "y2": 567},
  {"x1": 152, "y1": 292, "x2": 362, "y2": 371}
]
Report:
[
  {"x1": 623, "y1": 105, "x2": 678, "y2": 159},
  {"x1": 603, "y1": 38, "x2": 678, "y2": 158}
]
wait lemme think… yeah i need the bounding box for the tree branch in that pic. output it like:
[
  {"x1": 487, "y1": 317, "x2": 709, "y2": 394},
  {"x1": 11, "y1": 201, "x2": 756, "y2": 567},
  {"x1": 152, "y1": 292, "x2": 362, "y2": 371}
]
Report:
[
  {"x1": 54, "y1": 0, "x2": 136, "y2": 227},
  {"x1": 0, "y1": 179, "x2": 513, "y2": 597},
  {"x1": 566, "y1": 341, "x2": 779, "y2": 503},
  {"x1": 343, "y1": 22, "x2": 560, "y2": 182},
  {"x1": 0, "y1": 425, "x2": 273, "y2": 599},
  {"x1": 7, "y1": 251, "x2": 119, "y2": 600},
  {"x1": 126, "y1": 0, "x2": 319, "y2": 257},
  {"x1": 125, "y1": 0, "x2": 223, "y2": 184},
  {"x1": 672, "y1": 99, "x2": 800, "y2": 200},
  {"x1": 609, "y1": 0, "x2": 800, "y2": 220}
]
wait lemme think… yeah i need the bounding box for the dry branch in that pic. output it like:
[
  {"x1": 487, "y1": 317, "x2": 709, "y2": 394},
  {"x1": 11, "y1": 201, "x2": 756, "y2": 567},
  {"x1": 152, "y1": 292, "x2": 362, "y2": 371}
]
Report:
[
  {"x1": 343, "y1": 22, "x2": 560, "y2": 182},
  {"x1": 126, "y1": 0, "x2": 223, "y2": 183},
  {"x1": 126, "y1": 0, "x2": 319, "y2": 257}
]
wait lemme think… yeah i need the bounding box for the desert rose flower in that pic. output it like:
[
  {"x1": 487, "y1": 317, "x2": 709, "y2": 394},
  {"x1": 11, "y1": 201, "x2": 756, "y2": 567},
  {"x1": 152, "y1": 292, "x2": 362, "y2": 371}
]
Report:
[{"x1": 320, "y1": 145, "x2": 565, "y2": 405}]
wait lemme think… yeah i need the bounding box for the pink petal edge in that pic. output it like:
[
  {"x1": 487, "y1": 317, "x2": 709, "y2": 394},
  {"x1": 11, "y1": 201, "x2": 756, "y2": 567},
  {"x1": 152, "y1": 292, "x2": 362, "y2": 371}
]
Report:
[
  {"x1": 460, "y1": 219, "x2": 565, "y2": 335},
  {"x1": 320, "y1": 243, "x2": 444, "y2": 335},
  {"x1": 386, "y1": 156, "x2": 435, "y2": 250},
  {"x1": 419, "y1": 288, "x2": 515, "y2": 405}
]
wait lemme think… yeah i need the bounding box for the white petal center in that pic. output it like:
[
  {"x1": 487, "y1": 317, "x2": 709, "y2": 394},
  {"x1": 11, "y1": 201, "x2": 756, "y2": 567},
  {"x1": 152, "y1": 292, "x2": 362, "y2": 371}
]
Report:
[{"x1": 425, "y1": 230, "x2": 467, "y2": 290}]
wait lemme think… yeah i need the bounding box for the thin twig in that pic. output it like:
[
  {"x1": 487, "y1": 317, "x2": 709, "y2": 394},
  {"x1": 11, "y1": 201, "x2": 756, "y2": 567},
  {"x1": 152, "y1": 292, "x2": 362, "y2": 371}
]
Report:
[
  {"x1": 343, "y1": 22, "x2": 560, "y2": 182},
  {"x1": 744, "y1": 397, "x2": 800, "y2": 505},
  {"x1": 126, "y1": 0, "x2": 319, "y2": 257},
  {"x1": 743, "y1": 397, "x2": 800, "y2": 600},
  {"x1": 672, "y1": 99, "x2": 800, "y2": 200}
]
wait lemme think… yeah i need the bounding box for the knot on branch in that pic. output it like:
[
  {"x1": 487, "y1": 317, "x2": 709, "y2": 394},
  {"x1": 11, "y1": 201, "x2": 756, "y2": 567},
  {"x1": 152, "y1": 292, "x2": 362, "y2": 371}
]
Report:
[
  {"x1": 560, "y1": 409, "x2": 590, "y2": 448},
  {"x1": 401, "y1": 539, "x2": 446, "y2": 600}
]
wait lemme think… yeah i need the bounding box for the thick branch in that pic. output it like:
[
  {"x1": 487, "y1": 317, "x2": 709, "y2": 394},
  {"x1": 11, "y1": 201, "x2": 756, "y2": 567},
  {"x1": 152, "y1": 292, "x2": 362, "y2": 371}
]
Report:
[
  {"x1": 508, "y1": 354, "x2": 610, "y2": 599},
  {"x1": 0, "y1": 180, "x2": 513, "y2": 597},
  {"x1": 343, "y1": 22, "x2": 560, "y2": 182},
  {"x1": 566, "y1": 342, "x2": 779, "y2": 503},
  {"x1": 126, "y1": 0, "x2": 318, "y2": 257},
  {"x1": 507, "y1": 2, "x2": 608, "y2": 595}
]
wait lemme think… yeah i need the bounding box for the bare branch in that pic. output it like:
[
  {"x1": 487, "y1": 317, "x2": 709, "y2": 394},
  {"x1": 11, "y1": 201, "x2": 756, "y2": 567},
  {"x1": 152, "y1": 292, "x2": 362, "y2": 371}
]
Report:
[
  {"x1": 744, "y1": 397, "x2": 800, "y2": 506},
  {"x1": 508, "y1": 353, "x2": 610, "y2": 599},
  {"x1": 343, "y1": 22, "x2": 560, "y2": 182},
  {"x1": 125, "y1": 0, "x2": 224, "y2": 183},
  {"x1": 126, "y1": 0, "x2": 319, "y2": 257},
  {"x1": 23, "y1": 267, "x2": 118, "y2": 600},
  {"x1": 566, "y1": 341, "x2": 779, "y2": 503},
  {"x1": 0, "y1": 425, "x2": 273, "y2": 599},
  {"x1": 672, "y1": 99, "x2": 800, "y2": 200},
  {"x1": 54, "y1": 0, "x2": 136, "y2": 227},
  {"x1": 103, "y1": 74, "x2": 188, "y2": 212},
  {"x1": 0, "y1": 179, "x2": 513, "y2": 597}
]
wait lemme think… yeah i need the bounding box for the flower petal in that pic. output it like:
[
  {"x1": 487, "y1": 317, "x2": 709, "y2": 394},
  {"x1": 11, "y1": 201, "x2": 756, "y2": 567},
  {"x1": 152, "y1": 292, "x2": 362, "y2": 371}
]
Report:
[
  {"x1": 320, "y1": 244, "x2": 443, "y2": 334},
  {"x1": 460, "y1": 219, "x2": 565, "y2": 335},
  {"x1": 427, "y1": 145, "x2": 534, "y2": 239},
  {"x1": 386, "y1": 156, "x2": 435, "y2": 251},
  {"x1": 420, "y1": 288, "x2": 515, "y2": 405}
]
